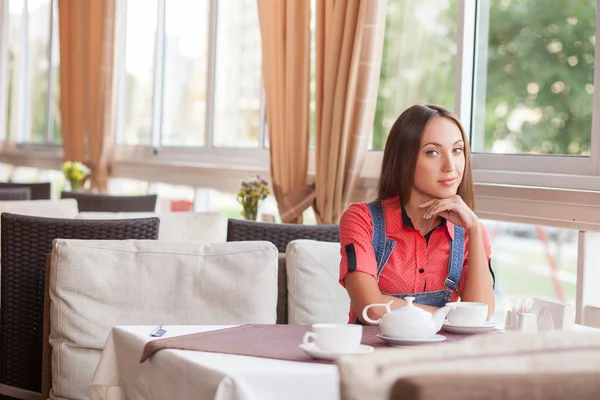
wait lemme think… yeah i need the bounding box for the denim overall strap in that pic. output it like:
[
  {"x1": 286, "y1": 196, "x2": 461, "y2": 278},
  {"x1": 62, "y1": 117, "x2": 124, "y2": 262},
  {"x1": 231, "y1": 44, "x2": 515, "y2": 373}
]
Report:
[
  {"x1": 367, "y1": 200, "x2": 396, "y2": 279},
  {"x1": 386, "y1": 290, "x2": 449, "y2": 308},
  {"x1": 443, "y1": 224, "x2": 465, "y2": 302}
]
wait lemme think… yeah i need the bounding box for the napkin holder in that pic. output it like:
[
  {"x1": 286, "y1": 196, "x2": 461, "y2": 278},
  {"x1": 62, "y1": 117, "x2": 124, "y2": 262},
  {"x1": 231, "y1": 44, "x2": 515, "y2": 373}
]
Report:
[{"x1": 531, "y1": 297, "x2": 575, "y2": 330}]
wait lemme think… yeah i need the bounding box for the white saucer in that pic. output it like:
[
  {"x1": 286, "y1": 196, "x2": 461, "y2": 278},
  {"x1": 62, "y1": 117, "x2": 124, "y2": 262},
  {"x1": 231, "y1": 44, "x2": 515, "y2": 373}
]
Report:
[
  {"x1": 299, "y1": 343, "x2": 374, "y2": 360},
  {"x1": 377, "y1": 334, "x2": 446, "y2": 346},
  {"x1": 442, "y1": 321, "x2": 497, "y2": 334}
]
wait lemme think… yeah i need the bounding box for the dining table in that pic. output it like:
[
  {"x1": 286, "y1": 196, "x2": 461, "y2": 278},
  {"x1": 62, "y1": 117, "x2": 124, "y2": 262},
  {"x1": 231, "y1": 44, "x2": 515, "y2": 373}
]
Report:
[
  {"x1": 90, "y1": 323, "x2": 599, "y2": 400},
  {"x1": 91, "y1": 325, "x2": 343, "y2": 400}
]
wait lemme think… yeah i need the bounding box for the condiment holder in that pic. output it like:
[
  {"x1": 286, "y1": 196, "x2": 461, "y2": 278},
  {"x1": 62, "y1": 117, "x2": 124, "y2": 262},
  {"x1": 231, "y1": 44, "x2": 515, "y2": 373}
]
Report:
[{"x1": 504, "y1": 297, "x2": 556, "y2": 332}]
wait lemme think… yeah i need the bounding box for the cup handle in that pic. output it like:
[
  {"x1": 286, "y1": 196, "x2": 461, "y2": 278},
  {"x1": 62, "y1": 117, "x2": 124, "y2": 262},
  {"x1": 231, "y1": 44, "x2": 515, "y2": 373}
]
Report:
[
  {"x1": 362, "y1": 300, "x2": 393, "y2": 324},
  {"x1": 302, "y1": 332, "x2": 317, "y2": 346}
]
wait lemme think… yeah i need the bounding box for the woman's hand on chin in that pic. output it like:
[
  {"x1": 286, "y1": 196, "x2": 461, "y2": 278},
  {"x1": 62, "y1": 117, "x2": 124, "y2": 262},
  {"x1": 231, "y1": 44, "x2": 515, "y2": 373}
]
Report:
[{"x1": 419, "y1": 195, "x2": 478, "y2": 229}]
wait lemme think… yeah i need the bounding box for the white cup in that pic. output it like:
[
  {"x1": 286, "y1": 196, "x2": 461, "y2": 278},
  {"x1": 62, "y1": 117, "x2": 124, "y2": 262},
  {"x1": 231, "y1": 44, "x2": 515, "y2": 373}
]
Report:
[
  {"x1": 302, "y1": 324, "x2": 362, "y2": 353},
  {"x1": 447, "y1": 302, "x2": 488, "y2": 327}
]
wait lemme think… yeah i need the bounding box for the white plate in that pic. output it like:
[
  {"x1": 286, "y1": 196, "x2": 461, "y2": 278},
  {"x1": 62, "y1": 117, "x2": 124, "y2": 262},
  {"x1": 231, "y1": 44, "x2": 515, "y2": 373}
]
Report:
[
  {"x1": 377, "y1": 334, "x2": 446, "y2": 346},
  {"x1": 442, "y1": 321, "x2": 497, "y2": 334},
  {"x1": 298, "y1": 343, "x2": 374, "y2": 360}
]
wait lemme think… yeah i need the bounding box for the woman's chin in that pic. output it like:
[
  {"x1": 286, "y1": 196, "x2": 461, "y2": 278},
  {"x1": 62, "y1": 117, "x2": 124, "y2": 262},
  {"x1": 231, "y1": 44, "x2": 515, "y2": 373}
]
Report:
[{"x1": 431, "y1": 187, "x2": 458, "y2": 198}]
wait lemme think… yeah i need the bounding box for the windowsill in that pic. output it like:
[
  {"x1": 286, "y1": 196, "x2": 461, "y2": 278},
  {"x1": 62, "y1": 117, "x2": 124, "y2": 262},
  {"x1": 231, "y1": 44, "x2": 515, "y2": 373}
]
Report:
[{"x1": 2, "y1": 145, "x2": 600, "y2": 230}]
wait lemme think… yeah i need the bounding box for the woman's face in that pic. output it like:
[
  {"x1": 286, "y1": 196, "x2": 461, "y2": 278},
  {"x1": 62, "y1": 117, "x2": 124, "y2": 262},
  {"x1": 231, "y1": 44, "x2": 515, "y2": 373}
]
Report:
[{"x1": 413, "y1": 116, "x2": 465, "y2": 200}]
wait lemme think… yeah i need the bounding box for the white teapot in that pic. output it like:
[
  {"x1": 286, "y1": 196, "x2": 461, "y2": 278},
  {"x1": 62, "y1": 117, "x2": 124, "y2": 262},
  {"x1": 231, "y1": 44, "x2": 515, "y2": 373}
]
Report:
[{"x1": 362, "y1": 296, "x2": 455, "y2": 339}]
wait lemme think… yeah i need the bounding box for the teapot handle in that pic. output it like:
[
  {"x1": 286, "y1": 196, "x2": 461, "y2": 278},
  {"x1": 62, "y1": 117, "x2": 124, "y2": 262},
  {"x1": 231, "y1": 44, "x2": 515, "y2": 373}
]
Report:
[{"x1": 362, "y1": 300, "x2": 393, "y2": 324}]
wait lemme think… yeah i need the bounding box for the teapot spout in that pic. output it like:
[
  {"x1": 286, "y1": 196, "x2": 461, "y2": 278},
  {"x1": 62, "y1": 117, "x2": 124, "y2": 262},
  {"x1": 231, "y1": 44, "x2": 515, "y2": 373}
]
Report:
[{"x1": 432, "y1": 304, "x2": 455, "y2": 332}]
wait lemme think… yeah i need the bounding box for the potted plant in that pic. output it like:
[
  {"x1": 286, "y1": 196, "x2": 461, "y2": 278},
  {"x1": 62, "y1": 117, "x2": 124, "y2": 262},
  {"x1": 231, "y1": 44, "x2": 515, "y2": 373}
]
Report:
[
  {"x1": 237, "y1": 175, "x2": 271, "y2": 221},
  {"x1": 62, "y1": 161, "x2": 90, "y2": 191}
]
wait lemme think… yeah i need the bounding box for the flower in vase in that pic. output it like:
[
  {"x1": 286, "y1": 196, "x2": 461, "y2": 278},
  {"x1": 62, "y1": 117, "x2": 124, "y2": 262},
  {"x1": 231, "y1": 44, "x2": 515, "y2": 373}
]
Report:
[
  {"x1": 237, "y1": 175, "x2": 271, "y2": 220},
  {"x1": 62, "y1": 161, "x2": 90, "y2": 191}
]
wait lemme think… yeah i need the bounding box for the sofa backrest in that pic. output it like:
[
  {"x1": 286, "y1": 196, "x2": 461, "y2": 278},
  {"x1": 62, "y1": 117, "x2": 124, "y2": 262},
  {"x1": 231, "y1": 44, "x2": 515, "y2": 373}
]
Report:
[
  {"x1": 285, "y1": 240, "x2": 349, "y2": 324},
  {"x1": 337, "y1": 330, "x2": 600, "y2": 400},
  {"x1": 389, "y1": 372, "x2": 600, "y2": 400},
  {"x1": 48, "y1": 239, "x2": 278, "y2": 400}
]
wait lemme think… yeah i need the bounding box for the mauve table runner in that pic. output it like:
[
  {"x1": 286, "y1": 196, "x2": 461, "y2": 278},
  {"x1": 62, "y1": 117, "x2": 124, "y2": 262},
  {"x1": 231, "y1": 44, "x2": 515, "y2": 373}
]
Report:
[{"x1": 140, "y1": 324, "x2": 475, "y2": 364}]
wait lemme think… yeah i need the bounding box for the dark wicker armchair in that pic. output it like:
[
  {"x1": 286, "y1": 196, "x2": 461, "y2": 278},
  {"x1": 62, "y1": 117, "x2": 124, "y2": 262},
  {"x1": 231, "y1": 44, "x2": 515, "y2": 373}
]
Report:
[
  {"x1": 60, "y1": 191, "x2": 158, "y2": 212},
  {"x1": 0, "y1": 213, "x2": 160, "y2": 398},
  {"x1": 0, "y1": 187, "x2": 31, "y2": 201},
  {"x1": 0, "y1": 182, "x2": 51, "y2": 200},
  {"x1": 226, "y1": 218, "x2": 340, "y2": 253}
]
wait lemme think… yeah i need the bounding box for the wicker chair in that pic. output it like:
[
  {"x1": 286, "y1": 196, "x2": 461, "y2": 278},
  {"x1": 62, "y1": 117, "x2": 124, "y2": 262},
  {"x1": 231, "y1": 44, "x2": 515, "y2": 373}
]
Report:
[
  {"x1": 0, "y1": 182, "x2": 51, "y2": 200},
  {"x1": 226, "y1": 219, "x2": 339, "y2": 325},
  {"x1": 60, "y1": 191, "x2": 158, "y2": 212},
  {"x1": 0, "y1": 188, "x2": 31, "y2": 201},
  {"x1": 226, "y1": 218, "x2": 340, "y2": 253},
  {"x1": 0, "y1": 213, "x2": 160, "y2": 398}
]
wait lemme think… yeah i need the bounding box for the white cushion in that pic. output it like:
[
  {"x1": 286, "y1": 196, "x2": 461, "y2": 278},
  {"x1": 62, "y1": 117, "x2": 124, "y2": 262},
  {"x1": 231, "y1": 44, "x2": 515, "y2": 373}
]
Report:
[
  {"x1": 286, "y1": 239, "x2": 349, "y2": 324},
  {"x1": 337, "y1": 330, "x2": 600, "y2": 400},
  {"x1": 49, "y1": 239, "x2": 278, "y2": 400},
  {"x1": 77, "y1": 211, "x2": 227, "y2": 242}
]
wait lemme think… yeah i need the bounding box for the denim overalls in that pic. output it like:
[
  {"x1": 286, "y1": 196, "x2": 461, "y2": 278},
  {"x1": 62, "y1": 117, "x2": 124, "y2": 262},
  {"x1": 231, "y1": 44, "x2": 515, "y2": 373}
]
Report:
[{"x1": 355, "y1": 200, "x2": 465, "y2": 324}]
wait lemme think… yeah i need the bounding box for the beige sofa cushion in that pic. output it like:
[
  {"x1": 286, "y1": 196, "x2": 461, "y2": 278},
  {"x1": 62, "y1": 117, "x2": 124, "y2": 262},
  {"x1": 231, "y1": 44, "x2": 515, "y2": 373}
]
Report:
[
  {"x1": 49, "y1": 239, "x2": 278, "y2": 400},
  {"x1": 286, "y1": 240, "x2": 349, "y2": 324},
  {"x1": 77, "y1": 211, "x2": 227, "y2": 242},
  {"x1": 337, "y1": 330, "x2": 600, "y2": 400},
  {"x1": 390, "y1": 372, "x2": 600, "y2": 400}
]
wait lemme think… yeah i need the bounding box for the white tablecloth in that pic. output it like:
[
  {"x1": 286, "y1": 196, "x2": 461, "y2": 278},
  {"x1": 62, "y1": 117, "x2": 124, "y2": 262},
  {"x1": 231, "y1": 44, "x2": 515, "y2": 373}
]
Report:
[{"x1": 90, "y1": 326, "x2": 339, "y2": 400}]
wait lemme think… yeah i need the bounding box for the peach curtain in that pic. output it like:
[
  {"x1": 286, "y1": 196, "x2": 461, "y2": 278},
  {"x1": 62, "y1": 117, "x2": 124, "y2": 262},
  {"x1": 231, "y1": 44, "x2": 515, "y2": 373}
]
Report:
[
  {"x1": 58, "y1": 0, "x2": 116, "y2": 192},
  {"x1": 313, "y1": 0, "x2": 387, "y2": 224},
  {"x1": 258, "y1": 0, "x2": 313, "y2": 223}
]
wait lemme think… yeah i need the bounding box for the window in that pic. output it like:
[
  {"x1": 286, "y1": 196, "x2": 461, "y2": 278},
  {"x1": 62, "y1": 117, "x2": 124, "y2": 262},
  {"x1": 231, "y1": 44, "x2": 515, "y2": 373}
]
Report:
[
  {"x1": 28, "y1": 0, "x2": 52, "y2": 142},
  {"x1": 161, "y1": 0, "x2": 209, "y2": 146},
  {"x1": 2, "y1": 0, "x2": 59, "y2": 144},
  {"x1": 113, "y1": 0, "x2": 264, "y2": 151},
  {"x1": 4, "y1": 0, "x2": 25, "y2": 142},
  {"x1": 372, "y1": 0, "x2": 458, "y2": 150},
  {"x1": 108, "y1": 177, "x2": 148, "y2": 196},
  {"x1": 472, "y1": 0, "x2": 596, "y2": 156},
  {"x1": 118, "y1": 0, "x2": 158, "y2": 146},
  {"x1": 149, "y1": 182, "x2": 194, "y2": 212},
  {"x1": 484, "y1": 219, "x2": 577, "y2": 323},
  {"x1": 212, "y1": 0, "x2": 262, "y2": 147}
]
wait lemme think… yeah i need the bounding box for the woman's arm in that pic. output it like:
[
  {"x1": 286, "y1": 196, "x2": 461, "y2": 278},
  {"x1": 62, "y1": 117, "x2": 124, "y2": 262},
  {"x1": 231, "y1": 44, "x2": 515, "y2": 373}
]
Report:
[
  {"x1": 420, "y1": 196, "x2": 496, "y2": 319},
  {"x1": 344, "y1": 271, "x2": 440, "y2": 325},
  {"x1": 460, "y1": 224, "x2": 495, "y2": 318}
]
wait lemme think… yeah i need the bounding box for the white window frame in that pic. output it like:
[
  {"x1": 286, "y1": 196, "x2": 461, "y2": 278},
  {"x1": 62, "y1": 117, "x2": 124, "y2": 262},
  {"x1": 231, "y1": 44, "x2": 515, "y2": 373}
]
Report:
[
  {"x1": 0, "y1": 0, "x2": 599, "y2": 322},
  {"x1": 466, "y1": 0, "x2": 600, "y2": 185}
]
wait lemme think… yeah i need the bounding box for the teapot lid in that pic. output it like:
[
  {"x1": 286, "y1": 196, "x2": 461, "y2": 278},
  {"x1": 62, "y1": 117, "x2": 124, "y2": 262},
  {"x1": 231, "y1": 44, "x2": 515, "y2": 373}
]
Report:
[{"x1": 396, "y1": 296, "x2": 430, "y2": 317}]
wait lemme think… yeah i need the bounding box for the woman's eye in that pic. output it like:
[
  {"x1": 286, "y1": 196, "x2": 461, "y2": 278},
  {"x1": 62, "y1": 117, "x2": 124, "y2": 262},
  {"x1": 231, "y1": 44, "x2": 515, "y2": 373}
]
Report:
[
  {"x1": 453, "y1": 147, "x2": 464, "y2": 154},
  {"x1": 426, "y1": 149, "x2": 438, "y2": 156}
]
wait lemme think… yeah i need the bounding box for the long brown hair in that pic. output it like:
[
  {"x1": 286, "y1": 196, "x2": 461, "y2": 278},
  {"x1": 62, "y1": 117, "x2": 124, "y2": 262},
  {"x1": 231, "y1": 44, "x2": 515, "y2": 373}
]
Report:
[{"x1": 377, "y1": 104, "x2": 475, "y2": 209}]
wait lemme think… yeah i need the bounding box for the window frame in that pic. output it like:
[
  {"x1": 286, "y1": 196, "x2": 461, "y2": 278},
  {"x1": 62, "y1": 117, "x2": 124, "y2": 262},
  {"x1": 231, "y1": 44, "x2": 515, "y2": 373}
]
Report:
[
  {"x1": 1, "y1": 0, "x2": 600, "y2": 323},
  {"x1": 0, "y1": 0, "x2": 599, "y2": 205},
  {"x1": 465, "y1": 0, "x2": 600, "y2": 182}
]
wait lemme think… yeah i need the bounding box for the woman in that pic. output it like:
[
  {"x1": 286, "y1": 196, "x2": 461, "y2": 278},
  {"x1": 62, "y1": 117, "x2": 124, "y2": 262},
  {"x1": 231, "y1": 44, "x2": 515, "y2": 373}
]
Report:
[{"x1": 339, "y1": 104, "x2": 495, "y2": 324}]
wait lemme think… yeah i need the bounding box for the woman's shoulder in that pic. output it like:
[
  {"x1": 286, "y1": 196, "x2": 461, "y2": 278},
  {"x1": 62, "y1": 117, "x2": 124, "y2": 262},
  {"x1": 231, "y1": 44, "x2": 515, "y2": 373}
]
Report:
[{"x1": 340, "y1": 202, "x2": 372, "y2": 227}]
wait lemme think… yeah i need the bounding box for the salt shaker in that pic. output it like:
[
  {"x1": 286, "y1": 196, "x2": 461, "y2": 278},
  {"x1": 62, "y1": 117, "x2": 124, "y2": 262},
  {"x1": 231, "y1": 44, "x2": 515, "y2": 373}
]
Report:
[{"x1": 504, "y1": 310, "x2": 517, "y2": 330}]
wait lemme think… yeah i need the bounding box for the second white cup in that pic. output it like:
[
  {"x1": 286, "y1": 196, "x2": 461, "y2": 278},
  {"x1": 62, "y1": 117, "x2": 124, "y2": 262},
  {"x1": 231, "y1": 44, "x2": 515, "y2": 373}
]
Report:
[
  {"x1": 302, "y1": 324, "x2": 362, "y2": 353},
  {"x1": 447, "y1": 302, "x2": 488, "y2": 327}
]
